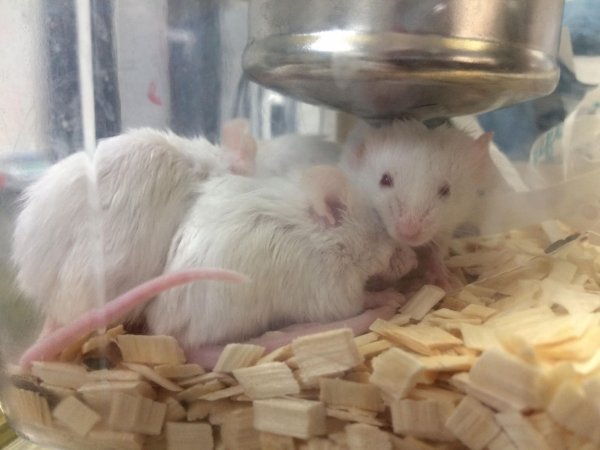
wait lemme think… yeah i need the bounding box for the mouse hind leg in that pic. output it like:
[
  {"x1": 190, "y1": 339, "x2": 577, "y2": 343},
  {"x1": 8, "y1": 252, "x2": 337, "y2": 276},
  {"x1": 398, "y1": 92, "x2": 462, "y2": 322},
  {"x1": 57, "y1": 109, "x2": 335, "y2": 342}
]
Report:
[{"x1": 186, "y1": 304, "x2": 399, "y2": 370}]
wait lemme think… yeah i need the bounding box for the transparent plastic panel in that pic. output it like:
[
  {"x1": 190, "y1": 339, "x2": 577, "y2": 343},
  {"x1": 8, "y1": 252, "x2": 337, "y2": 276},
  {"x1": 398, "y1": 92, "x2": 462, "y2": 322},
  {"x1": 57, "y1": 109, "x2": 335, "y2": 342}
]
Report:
[{"x1": 1, "y1": 1, "x2": 600, "y2": 449}]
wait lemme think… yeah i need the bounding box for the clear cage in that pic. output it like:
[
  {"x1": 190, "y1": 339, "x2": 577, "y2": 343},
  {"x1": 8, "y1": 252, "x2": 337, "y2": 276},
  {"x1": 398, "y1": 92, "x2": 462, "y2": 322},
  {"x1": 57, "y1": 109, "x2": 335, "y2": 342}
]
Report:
[{"x1": 1, "y1": 1, "x2": 600, "y2": 449}]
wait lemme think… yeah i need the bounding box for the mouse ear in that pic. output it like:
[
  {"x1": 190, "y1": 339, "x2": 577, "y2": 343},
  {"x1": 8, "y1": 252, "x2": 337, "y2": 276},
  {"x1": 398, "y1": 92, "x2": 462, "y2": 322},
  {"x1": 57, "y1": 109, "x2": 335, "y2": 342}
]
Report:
[
  {"x1": 475, "y1": 131, "x2": 494, "y2": 150},
  {"x1": 344, "y1": 142, "x2": 367, "y2": 169},
  {"x1": 469, "y1": 131, "x2": 494, "y2": 185},
  {"x1": 220, "y1": 118, "x2": 257, "y2": 175},
  {"x1": 472, "y1": 131, "x2": 494, "y2": 164},
  {"x1": 300, "y1": 165, "x2": 354, "y2": 227}
]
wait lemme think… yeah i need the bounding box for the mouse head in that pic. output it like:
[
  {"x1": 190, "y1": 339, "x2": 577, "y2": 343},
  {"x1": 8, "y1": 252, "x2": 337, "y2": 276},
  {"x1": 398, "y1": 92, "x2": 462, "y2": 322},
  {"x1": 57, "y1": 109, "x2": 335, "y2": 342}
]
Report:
[
  {"x1": 346, "y1": 120, "x2": 493, "y2": 246},
  {"x1": 220, "y1": 118, "x2": 257, "y2": 176},
  {"x1": 300, "y1": 165, "x2": 356, "y2": 228}
]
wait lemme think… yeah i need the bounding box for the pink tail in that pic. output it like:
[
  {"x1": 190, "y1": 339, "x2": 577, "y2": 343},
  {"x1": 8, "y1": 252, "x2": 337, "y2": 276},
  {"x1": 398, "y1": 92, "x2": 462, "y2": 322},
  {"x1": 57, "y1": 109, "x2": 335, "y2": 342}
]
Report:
[{"x1": 19, "y1": 268, "x2": 250, "y2": 368}]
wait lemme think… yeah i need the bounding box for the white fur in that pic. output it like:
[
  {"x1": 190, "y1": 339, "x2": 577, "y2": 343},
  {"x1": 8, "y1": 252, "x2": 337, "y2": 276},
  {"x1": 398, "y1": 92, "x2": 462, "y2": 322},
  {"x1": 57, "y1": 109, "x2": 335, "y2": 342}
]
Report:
[
  {"x1": 12, "y1": 128, "x2": 232, "y2": 326},
  {"x1": 145, "y1": 172, "x2": 395, "y2": 347},
  {"x1": 251, "y1": 122, "x2": 488, "y2": 251},
  {"x1": 340, "y1": 120, "x2": 489, "y2": 248},
  {"x1": 255, "y1": 135, "x2": 341, "y2": 177}
]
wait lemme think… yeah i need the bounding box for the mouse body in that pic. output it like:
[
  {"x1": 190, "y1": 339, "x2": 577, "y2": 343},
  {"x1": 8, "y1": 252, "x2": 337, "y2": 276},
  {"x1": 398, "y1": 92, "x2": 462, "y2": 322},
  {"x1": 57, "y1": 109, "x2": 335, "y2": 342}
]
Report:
[
  {"x1": 12, "y1": 127, "x2": 255, "y2": 333},
  {"x1": 145, "y1": 166, "x2": 399, "y2": 348},
  {"x1": 254, "y1": 134, "x2": 341, "y2": 178}
]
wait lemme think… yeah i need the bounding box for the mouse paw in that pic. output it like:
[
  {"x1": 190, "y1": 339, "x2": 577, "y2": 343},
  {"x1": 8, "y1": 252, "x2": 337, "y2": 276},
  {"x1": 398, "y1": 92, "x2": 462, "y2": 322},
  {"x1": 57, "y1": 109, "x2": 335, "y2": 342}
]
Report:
[{"x1": 368, "y1": 246, "x2": 419, "y2": 290}]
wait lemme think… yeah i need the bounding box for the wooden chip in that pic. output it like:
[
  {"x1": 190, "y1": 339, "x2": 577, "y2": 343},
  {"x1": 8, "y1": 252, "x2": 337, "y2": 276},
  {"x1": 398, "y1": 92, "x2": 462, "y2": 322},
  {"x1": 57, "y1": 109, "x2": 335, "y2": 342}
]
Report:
[
  {"x1": 78, "y1": 380, "x2": 157, "y2": 400},
  {"x1": 390, "y1": 398, "x2": 454, "y2": 442},
  {"x1": 253, "y1": 398, "x2": 327, "y2": 439},
  {"x1": 487, "y1": 431, "x2": 518, "y2": 450},
  {"x1": 538, "y1": 325, "x2": 600, "y2": 362},
  {"x1": 418, "y1": 355, "x2": 476, "y2": 372},
  {"x1": 116, "y1": 335, "x2": 185, "y2": 365},
  {"x1": 445, "y1": 396, "x2": 501, "y2": 450},
  {"x1": 378, "y1": 325, "x2": 463, "y2": 356},
  {"x1": 260, "y1": 432, "x2": 295, "y2": 450},
  {"x1": 52, "y1": 396, "x2": 101, "y2": 437},
  {"x1": 353, "y1": 332, "x2": 379, "y2": 347},
  {"x1": 460, "y1": 324, "x2": 501, "y2": 351},
  {"x1": 154, "y1": 364, "x2": 205, "y2": 379},
  {"x1": 161, "y1": 396, "x2": 187, "y2": 422},
  {"x1": 233, "y1": 362, "x2": 300, "y2": 399},
  {"x1": 31, "y1": 362, "x2": 88, "y2": 389},
  {"x1": 6, "y1": 387, "x2": 52, "y2": 428},
  {"x1": 408, "y1": 386, "x2": 464, "y2": 405},
  {"x1": 400, "y1": 285, "x2": 446, "y2": 320},
  {"x1": 82, "y1": 325, "x2": 125, "y2": 354},
  {"x1": 107, "y1": 392, "x2": 167, "y2": 436},
  {"x1": 326, "y1": 407, "x2": 385, "y2": 427},
  {"x1": 87, "y1": 369, "x2": 142, "y2": 382},
  {"x1": 345, "y1": 423, "x2": 392, "y2": 450},
  {"x1": 319, "y1": 378, "x2": 383, "y2": 412},
  {"x1": 370, "y1": 348, "x2": 423, "y2": 399},
  {"x1": 199, "y1": 384, "x2": 245, "y2": 401},
  {"x1": 292, "y1": 329, "x2": 363, "y2": 381},
  {"x1": 461, "y1": 304, "x2": 499, "y2": 321},
  {"x1": 256, "y1": 345, "x2": 294, "y2": 364},
  {"x1": 528, "y1": 412, "x2": 568, "y2": 450},
  {"x1": 165, "y1": 422, "x2": 213, "y2": 450},
  {"x1": 221, "y1": 407, "x2": 261, "y2": 450},
  {"x1": 39, "y1": 383, "x2": 75, "y2": 400},
  {"x1": 186, "y1": 400, "x2": 212, "y2": 422},
  {"x1": 88, "y1": 429, "x2": 143, "y2": 450},
  {"x1": 358, "y1": 339, "x2": 392, "y2": 359},
  {"x1": 121, "y1": 362, "x2": 183, "y2": 392},
  {"x1": 547, "y1": 380, "x2": 600, "y2": 444},
  {"x1": 213, "y1": 343, "x2": 266, "y2": 372},
  {"x1": 469, "y1": 348, "x2": 546, "y2": 411},
  {"x1": 495, "y1": 411, "x2": 551, "y2": 450},
  {"x1": 175, "y1": 379, "x2": 226, "y2": 402},
  {"x1": 207, "y1": 399, "x2": 243, "y2": 425}
]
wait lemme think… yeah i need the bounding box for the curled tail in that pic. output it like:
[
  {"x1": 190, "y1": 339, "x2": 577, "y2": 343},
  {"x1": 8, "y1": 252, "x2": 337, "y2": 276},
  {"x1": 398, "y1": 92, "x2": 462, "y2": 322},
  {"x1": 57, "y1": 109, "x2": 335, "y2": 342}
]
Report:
[{"x1": 19, "y1": 268, "x2": 250, "y2": 368}]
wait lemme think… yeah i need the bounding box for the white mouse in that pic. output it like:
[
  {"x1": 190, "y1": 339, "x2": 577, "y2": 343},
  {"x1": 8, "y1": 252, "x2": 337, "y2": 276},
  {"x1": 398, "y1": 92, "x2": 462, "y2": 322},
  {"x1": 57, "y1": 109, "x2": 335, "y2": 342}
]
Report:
[
  {"x1": 145, "y1": 165, "x2": 403, "y2": 351},
  {"x1": 340, "y1": 120, "x2": 492, "y2": 250},
  {"x1": 18, "y1": 165, "x2": 405, "y2": 370},
  {"x1": 340, "y1": 120, "x2": 493, "y2": 286},
  {"x1": 12, "y1": 125, "x2": 256, "y2": 337}
]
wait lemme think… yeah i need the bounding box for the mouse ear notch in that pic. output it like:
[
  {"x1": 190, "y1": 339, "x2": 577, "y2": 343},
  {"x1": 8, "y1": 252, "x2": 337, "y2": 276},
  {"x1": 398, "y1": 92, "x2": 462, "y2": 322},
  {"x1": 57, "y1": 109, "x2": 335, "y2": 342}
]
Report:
[
  {"x1": 301, "y1": 165, "x2": 355, "y2": 228},
  {"x1": 220, "y1": 118, "x2": 257, "y2": 176}
]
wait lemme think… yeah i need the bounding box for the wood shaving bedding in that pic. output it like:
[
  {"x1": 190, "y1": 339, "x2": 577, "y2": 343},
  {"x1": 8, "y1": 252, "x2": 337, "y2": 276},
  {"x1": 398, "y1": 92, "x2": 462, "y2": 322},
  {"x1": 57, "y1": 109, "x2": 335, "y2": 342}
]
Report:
[{"x1": 3, "y1": 220, "x2": 600, "y2": 450}]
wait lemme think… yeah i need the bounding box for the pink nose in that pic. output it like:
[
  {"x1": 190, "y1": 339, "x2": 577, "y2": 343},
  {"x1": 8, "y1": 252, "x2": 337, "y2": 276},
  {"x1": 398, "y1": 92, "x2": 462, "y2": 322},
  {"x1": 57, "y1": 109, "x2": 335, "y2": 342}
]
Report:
[{"x1": 397, "y1": 221, "x2": 422, "y2": 240}]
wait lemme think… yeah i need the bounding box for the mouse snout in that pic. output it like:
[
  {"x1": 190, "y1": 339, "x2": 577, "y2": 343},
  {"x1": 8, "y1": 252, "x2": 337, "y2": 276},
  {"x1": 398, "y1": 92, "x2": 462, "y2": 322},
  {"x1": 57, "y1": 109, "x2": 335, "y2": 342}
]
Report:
[
  {"x1": 396, "y1": 218, "x2": 427, "y2": 246},
  {"x1": 395, "y1": 219, "x2": 423, "y2": 243}
]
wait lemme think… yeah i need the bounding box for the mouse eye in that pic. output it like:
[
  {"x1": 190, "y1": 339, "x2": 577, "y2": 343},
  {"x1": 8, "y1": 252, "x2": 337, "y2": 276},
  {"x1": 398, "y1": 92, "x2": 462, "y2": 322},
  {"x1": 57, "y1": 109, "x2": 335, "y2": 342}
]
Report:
[
  {"x1": 380, "y1": 173, "x2": 393, "y2": 188},
  {"x1": 438, "y1": 182, "x2": 450, "y2": 198}
]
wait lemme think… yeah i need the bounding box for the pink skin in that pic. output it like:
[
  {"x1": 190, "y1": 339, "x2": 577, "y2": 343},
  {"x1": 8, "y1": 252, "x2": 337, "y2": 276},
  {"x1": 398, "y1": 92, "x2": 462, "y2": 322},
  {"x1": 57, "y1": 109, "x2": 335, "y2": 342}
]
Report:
[
  {"x1": 19, "y1": 268, "x2": 250, "y2": 368},
  {"x1": 186, "y1": 304, "x2": 399, "y2": 370}
]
